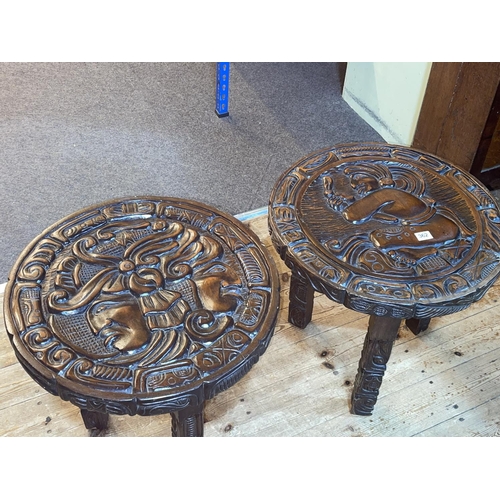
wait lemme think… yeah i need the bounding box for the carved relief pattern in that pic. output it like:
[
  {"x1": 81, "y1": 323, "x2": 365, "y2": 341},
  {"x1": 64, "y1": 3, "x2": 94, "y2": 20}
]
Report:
[
  {"x1": 269, "y1": 143, "x2": 500, "y2": 318},
  {"x1": 351, "y1": 336, "x2": 396, "y2": 416},
  {"x1": 5, "y1": 198, "x2": 279, "y2": 415},
  {"x1": 288, "y1": 267, "x2": 314, "y2": 329},
  {"x1": 171, "y1": 403, "x2": 204, "y2": 437}
]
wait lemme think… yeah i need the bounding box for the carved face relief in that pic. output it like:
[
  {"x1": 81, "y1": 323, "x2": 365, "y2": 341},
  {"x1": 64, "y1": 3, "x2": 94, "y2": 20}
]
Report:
[
  {"x1": 270, "y1": 144, "x2": 500, "y2": 316},
  {"x1": 43, "y1": 218, "x2": 247, "y2": 361},
  {"x1": 193, "y1": 262, "x2": 242, "y2": 312},
  {"x1": 88, "y1": 295, "x2": 150, "y2": 352},
  {"x1": 350, "y1": 173, "x2": 386, "y2": 195},
  {"x1": 312, "y1": 160, "x2": 475, "y2": 276},
  {"x1": 5, "y1": 198, "x2": 279, "y2": 407}
]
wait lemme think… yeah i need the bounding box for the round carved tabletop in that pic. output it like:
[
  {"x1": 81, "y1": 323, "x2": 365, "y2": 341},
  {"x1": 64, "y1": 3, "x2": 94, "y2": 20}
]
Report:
[
  {"x1": 4, "y1": 197, "x2": 280, "y2": 417},
  {"x1": 269, "y1": 143, "x2": 500, "y2": 319}
]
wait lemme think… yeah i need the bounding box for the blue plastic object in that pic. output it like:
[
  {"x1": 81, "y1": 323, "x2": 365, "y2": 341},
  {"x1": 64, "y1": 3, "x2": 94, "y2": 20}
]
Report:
[{"x1": 215, "y1": 63, "x2": 230, "y2": 117}]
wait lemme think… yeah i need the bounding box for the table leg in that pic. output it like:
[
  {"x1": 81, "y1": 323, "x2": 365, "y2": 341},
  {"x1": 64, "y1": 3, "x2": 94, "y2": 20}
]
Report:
[
  {"x1": 351, "y1": 315, "x2": 401, "y2": 416},
  {"x1": 171, "y1": 403, "x2": 205, "y2": 437},
  {"x1": 288, "y1": 268, "x2": 314, "y2": 328},
  {"x1": 405, "y1": 317, "x2": 431, "y2": 335},
  {"x1": 81, "y1": 409, "x2": 109, "y2": 437}
]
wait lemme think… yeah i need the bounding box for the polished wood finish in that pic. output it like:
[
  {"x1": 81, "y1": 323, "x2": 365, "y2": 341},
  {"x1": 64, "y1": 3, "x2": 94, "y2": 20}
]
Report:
[
  {"x1": 3, "y1": 215, "x2": 500, "y2": 436},
  {"x1": 288, "y1": 267, "x2": 314, "y2": 328},
  {"x1": 171, "y1": 402, "x2": 204, "y2": 437},
  {"x1": 351, "y1": 315, "x2": 401, "y2": 415},
  {"x1": 3, "y1": 197, "x2": 280, "y2": 436},
  {"x1": 413, "y1": 62, "x2": 500, "y2": 173},
  {"x1": 269, "y1": 143, "x2": 500, "y2": 415},
  {"x1": 405, "y1": 317, "x2": 431, "y2": 335},
  {"x1": 81, "y1": 408, "x2": 109, "y2": 437}
]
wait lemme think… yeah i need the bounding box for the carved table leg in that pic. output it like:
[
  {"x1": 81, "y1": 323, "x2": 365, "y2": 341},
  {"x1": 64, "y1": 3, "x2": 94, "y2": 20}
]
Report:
[
  {"x1": 288, "y1": 267, "x2": 314, "y2": 329},
  {"x1": 351, "y1": 315, "x2": 401, "y2": 416},
  {"x1": 171, "y1": 403, "x2": 205, "y2": 437},
  {"x1": 405, "y1": 317, "x2": 431, "y2": 335},
  {"x1": 80, "y1": 409, "x2": 109, "y2": 437}
]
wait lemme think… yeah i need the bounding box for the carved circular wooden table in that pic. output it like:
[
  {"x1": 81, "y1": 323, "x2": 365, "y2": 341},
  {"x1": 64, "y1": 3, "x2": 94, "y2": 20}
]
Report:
[
  {"x1": 4, "y1": 197, "x2": 280, "y2": 436},
  {"x1": 269, "y1": 143, "x2": 500, "y2": 416}
]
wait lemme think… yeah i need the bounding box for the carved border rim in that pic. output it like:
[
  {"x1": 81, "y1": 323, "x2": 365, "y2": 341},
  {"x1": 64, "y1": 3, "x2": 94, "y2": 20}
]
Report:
[
  {"x1": 298, "y1": 154, "x2": 482, "y2": 279},
  {"x1": 269, "y1": 143, "x2": 500, "y2": 311},
  {"x1": 4, "y1": 196, "x2": 281, "y2": 412}
]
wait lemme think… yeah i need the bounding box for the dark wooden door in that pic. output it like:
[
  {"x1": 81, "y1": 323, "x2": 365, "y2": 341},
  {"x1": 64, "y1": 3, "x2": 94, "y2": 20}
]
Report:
[{"x1": 412, "y1": 62, "x2": 500, "y2": 186}]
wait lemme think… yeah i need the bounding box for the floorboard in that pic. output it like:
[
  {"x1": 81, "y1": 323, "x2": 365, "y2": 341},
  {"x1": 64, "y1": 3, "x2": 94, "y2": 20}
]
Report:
[{"x1": 1, "y1": 214, "x2": 500, "y2": 437}]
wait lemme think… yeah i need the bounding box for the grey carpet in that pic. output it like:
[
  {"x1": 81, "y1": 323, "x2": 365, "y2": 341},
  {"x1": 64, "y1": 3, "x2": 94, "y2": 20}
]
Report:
[{"x1": 0, "y1": 62, "x2": 384, "y2": 283}]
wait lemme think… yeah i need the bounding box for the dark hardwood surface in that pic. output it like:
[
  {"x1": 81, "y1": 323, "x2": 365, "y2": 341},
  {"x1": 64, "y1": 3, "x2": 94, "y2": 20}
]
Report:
[
  {"x1": 3, "y1": 197, "x2": 280, "y2": 436},
  {"x1": 2, "y1": 214, "x2": 500, "y2": 437},
  {"x1": 269, "y1": 143, "x2": 500, "y2": 415}
]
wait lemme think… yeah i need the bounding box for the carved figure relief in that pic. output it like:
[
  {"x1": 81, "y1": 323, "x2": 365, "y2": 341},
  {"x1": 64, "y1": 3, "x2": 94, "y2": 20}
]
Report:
[
  {"x1": 5, "y1": 198, "x2": 279, "y2": 413},
  {"x1": 268, "y1": 143, "x2": 500, "y2": 417},
  {"x1": 269, "y1": 143, "x2": 500, "y2": 317},
  {"x1": 320, "y1": 161, "x2": 474, "y2": 276},
  {"x1": 44, "y1": 218, "x2": 242, "y2": 363}
]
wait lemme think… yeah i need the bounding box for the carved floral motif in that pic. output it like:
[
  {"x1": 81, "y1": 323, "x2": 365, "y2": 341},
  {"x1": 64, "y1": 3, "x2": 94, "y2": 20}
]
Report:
[{"x1": 5, "y1": 198, "x2": 280, "y2": 416}]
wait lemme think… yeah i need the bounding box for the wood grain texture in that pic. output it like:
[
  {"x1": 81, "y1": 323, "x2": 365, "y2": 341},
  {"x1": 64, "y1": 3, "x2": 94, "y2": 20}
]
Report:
[
  {"x1": 413, "y1": 62, "x2": 464, "y2": 154},
  {"x1": 413, "y1": 62, "x2": 500, "y2": 172},
  {"x1": 2, "y1": 197, "x2": 280, "y2": 437},
  {"x1": 2, "y1": 214, "x2": 500, "y2": 437}
]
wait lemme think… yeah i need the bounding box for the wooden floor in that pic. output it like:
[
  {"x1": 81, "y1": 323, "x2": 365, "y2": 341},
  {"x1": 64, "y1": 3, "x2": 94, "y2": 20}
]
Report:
[{"x1": 1, "y1": 214, "x2": 500, "y2": 438}]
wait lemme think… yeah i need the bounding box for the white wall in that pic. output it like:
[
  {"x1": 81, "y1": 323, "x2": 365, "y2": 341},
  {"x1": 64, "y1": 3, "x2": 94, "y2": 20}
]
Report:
[{"x1": 342, "y1": 62, "x2": 432, "y2": 146}]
